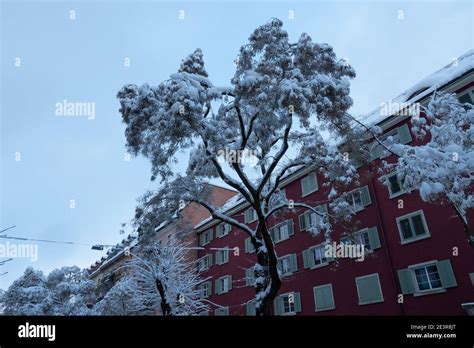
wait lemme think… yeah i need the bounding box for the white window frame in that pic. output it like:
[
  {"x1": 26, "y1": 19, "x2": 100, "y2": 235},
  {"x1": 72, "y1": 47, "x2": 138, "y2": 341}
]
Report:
[
  {"x1": 272, "y1": 220, "x2": 292, "y2": 243},
  {"x1": 217, "y1": 223, "x2": 231, "y2": 238},
  {"x1": 280, "y1": 292, "x2": 297, "y2": 316},
  {"x1": 244, "y1": 208, "x2": 257, "y2": 223},
  {"x1": 386, "y1": 172, "x2": 406, "y2": 198},
  {"x1": 301, "y1": 172, "x2": 318, "y2": 197},
  {"x1": 217, "y1": 275, "x2": 232, "y2": 294},
  {"x1": 408, "y1": 259, "x2": 446, "y2": 296},
  {"x1": 200, "y1": 229, "x2": 213, "y2": 246},
  {"x1": 313, "y1": 283, "x2": 335, "y2": 312},
  {"x1": 198, "y1": 254, "x2": 212, "y2": 272},
  {"x1": 216, "y1": 247, "x2": 229, "y2": 265},
  {"x1": 342, "y1": 228, "x2": 373, "y2": 253},
  {"x1": 309, "y1": 244, "x2": 329, "y2": 269},
  {"x1": 396, "y1": 210, "x2": 430, "y2": 244},
  {"x1": 198, "y1": 281, "x2": 211, "y2": 299},
  {"x1": 355, "y1": 273, "x2": 384, "y2": 305},
  {"x1": 346, "y1": 189, "x2": 364, "y2": 212},
  {"x1": 458, "y1": 88, "x2": 474, "y2": 104}
]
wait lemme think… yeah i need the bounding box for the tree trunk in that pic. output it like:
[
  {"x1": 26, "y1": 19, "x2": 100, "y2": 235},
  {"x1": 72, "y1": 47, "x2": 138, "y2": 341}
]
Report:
[
  {"x1": 253, "y1": 224, "x2": 282, "y2": 316},
  {"x1": 450, "y1": 203, "x2": 474, "y2": 247},
  {"x1": 155, "y1": 279, "x2": 173, "y2": 316}
]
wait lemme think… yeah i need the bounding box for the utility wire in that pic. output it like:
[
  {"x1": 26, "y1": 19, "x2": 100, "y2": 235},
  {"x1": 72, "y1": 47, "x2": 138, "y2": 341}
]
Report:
[{"x1": 0, "y1": 234, "x2": 116, "y2": 249}]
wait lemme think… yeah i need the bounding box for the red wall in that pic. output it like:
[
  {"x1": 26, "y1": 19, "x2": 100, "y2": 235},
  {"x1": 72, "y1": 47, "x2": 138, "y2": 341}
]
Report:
[{"x1": 198, "y1": 116, "x2": 474, "y2": 316}]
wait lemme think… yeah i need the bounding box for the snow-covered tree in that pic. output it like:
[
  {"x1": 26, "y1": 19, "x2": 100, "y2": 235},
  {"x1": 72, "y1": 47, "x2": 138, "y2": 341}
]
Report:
[
  {"x1": 0, "y1": 267, "x2": 48, "y2": 315},
  {"x1": 382, "y1": 92, "x2": 473, "y2": 245},
  {"x1": 117, "y1": 19, "x2": 362, "y2": 315},
  {"x1": 120, "y1": 237, "x2": 209, "y2": 316},
  {"x1": 92, "y1": 278, "x2": 144, "y2": 315},
  {"x1": 0, "y1": 266, "x2": 98, "y2": 315}
]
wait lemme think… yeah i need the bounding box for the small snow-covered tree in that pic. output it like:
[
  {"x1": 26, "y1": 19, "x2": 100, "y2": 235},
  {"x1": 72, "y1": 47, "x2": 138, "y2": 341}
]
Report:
[
  {"x1": 117, "y1": 19, "x2": 362, "y2": 315},
  {"x1": 1, "y1": 267, "x2": 48, "y2": 315},
  {"x1": 0, "y1": 266, "x2": 98, "y2": 315},
  {"x1": 121, "y1": 236, "x2": 209, "y2": 316},
  {"x1": 382, "y1": 92, "x2": 473, "y2": 245},
  {"x1": 93, "y1": 278, "x2": 144, "y2": 315}
]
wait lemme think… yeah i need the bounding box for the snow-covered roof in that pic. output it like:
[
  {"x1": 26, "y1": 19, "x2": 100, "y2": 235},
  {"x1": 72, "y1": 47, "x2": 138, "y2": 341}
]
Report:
[{"x1": 359, "y1": 49, "x2": 474, "y2": 126}]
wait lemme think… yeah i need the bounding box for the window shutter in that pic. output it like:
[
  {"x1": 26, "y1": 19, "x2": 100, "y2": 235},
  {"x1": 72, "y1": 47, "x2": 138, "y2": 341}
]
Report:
[
  {"x1": 199, "y1": 233, "x2": 205, "y2": 246},
  {"x1": 215, "y1": 251, "x2": 221, "y2": 265},
  {"x1": 294, "y1": 292, "x2": 302, "y2": 312},
  {"x1": 314, "y1": 284, "x2": 335, "y2": 311},
  {"x1": 437, "y1": 259, "x2": 457, "y2": 288},
  {"x1": 356, "y1": 274, "x2": 383, "y2": 304},
  {"x1": 326, "y1": 245, "x2": 335, "y2": 263},
  {"x1": 228, "y1": 275, "x2": 233, "y2": 291},
  {"x1": 301, "y1": 177, "x2": 309, "y2": 196},
  {"x1": 303, "y1": 249, "x2": 311, "y2": 269},
  {"x1": 269, "y1": 228, "x2": 277, "y2": 242},
  {"x1": 290, "y1": 254, "x2": 298, "y2": 273},
  {"x1": 273, "y1": 297, "x2": 283, "y2": 316},
  {"x1": 246, "y1": 268, "x2": 255, "y2": 286},
  {"x1": 287, "y1": 220, "x2": 294, "y2": 236},
  {"x1": 246, "y1": 302, "x2": 256, "y2": 316},
  {"x1": 216, "y1": 225, "x2": 221, "y2": 238},
  {"x1": 277, "y1": 259, "x2": 283, "y2": 274},
  {"x1": 207, "y1": 281, "x2": 212, "y2": 296},
  {"x1": 299, "y1": 213, "x2": 307, "y2": 231},
  {"x1": 245, "y1": 238, "x2": 255, "y2": 253},
  {"x1": 370, "y1": 143, "x2": 383, "y2": 160},
  {"x1": 397, "y1": 268, "x2": 415, "y2": 294},
  {"x1": 367, "y1": 227, "x2": 381, "y2": 250},
  {"x1": 397, "y1": 123, "x2": 412, "y2": 144},
  {"x1": 360, "y1": 186, "x2": 372, "y2": 206},
  {"x1": 215, "y1": 279, "x2": 221, "y2": 294},
  {"x1": 318, "y1": 204, "x2": 328, "y2": 214},
  {"x1": 208, "y1": 254, "x2": 213, "y2": 267}
]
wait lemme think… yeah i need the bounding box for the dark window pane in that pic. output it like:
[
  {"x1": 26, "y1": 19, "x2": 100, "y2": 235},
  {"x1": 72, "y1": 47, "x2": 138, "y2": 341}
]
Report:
[
  {"x1": 400, "y1": 219, "x2": 413, "y2": 239},
  {"x1": 389, "y1": 175, "x2": 401, "y2": 194},
  {"x1": 411, "y1": 215, "x2": 426, "y2": 236}
]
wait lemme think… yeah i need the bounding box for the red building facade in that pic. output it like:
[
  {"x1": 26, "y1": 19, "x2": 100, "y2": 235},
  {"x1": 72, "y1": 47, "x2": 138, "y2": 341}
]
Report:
[{"x1": 194, "y1": 54, "x2": 474, "y2": 316}]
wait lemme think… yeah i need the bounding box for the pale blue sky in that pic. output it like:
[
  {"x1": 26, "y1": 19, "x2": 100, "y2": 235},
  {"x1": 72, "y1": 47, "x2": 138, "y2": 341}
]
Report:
[{"x1": 1, "y1": 0, "x2": 472, "y2": 289}]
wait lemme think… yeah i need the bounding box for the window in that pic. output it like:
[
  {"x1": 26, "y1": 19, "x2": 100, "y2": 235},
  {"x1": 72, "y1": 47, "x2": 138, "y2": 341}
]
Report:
[
  {"x1": 413, "y1": 264, "x2": 442, "y2": 291},
  {"x1": 245, "y1": 267, "x2": 255, "y2": 286},
  {"x1": 387, "y1": 173, "x2": 404, "y2": 197},
  {"x1": 198, "y1": 254, "x2": 213, "y2": 272},
  {"x1": 277, "y1": 254, "x2": 298, "y2": 277},
  {"x1": 355, "y1": 273, "x2": 384, "y2": 305},
  {"x1": 398, "y1": 259, "x2": 457, "y2": 295},
  {"x1": 198, "y1": 310, "x2": 209, "y2": 316},
  {"x1": 216, "y1": 223, "x2": 231, "y2": 238},
  {"x1": 274, "y1": 292, "x2": 302, "y2": 315},
  {"x1": 458, "y1": 88, "x2": 474, "y2": 104},
  {"x1": 198, "y1": 281, "x2": 212, "y2": 298},
  {"x1": 215, "y1": 275, "x2": 232, "y2": 295},
  {"x1": 313, "y1": 284, "x2": 335, "y2": 312},
  {"x1": 244, "y1": 208, "x2": 257, "y2": 223},
  {"x1": 269, "y1": 220, "x2": 294, "y2": 243},
  {"x1": 396, "y1": 210, "x2": 430, "y2": 244},
  {"x1": 301, "y1": 172, "x2": 318, "y2": 196},
  {"x1": 299, "y1": 204, "x2": 328, "y2": 233},
  {"x1": 244, "y1": 237, "x2": 256, "y2": 253},
  {"x1": 215, "y1": 247, "x2": 229, "y2": 265},
  {"x1": 303, "y1": 244, "x2": 330, "y2": 269},
  {"x1": 246, "y1": 301, "x2": 256, "y2": 316},
  {"x1": 214, "y1": 307, "x2": 229, "y2": 316},
  {"x1": 370, "y1": 123, "x2": 412, "y2": 160},
  {"x1": 343, "y1": 186, "x2": 371, "y2": 212},
  {"x1": 199, "y1": 229, "x2": 213, "y2": 246},
  {"x1": 341, "y1": 227, "x2": 381, "y2": 252}
]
